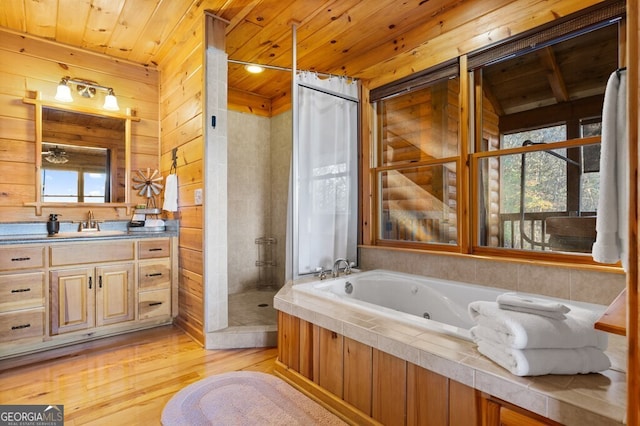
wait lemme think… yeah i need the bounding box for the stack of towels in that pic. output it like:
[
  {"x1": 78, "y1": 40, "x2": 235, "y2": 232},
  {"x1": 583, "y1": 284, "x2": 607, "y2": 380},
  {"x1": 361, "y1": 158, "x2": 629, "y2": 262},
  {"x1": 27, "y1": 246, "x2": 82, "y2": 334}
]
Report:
[{"x1": 468, "y1": 293, "x2": 610, "y2": 376}]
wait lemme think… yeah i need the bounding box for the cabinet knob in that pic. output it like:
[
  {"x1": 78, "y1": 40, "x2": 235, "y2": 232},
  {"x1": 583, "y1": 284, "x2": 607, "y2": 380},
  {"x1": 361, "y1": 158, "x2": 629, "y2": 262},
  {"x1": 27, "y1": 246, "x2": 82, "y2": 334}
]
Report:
[
  {"x1": 88, "y1": 276, "x2": 92, "y2": 289},
  {"x1": 11, "y1": 257, "x2": 31, "y2": 262},
  {"x1": 11, "y1": 288, "x2": 31, "y2": 293},
  {"x1": 146, "y1": 273, "x2": 162, "y2": 277},
  {"x1": 148, "y1": 302, "x2": 163, "y2": 306}
]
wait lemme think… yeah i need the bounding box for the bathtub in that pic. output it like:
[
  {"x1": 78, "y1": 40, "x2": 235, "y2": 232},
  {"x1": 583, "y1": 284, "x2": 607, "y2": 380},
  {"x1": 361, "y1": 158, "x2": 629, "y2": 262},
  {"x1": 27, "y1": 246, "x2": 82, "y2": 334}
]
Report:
[{"x1": 292, "y1": 269, "x2": 606, "y2": 341}]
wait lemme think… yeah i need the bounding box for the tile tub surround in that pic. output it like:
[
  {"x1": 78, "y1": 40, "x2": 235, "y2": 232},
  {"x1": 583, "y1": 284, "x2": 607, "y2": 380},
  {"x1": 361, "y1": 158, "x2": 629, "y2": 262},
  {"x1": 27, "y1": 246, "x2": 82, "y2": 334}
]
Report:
[
  {"x1": 359, "y1": 246, "x2": 626, "y2": 306},
  {"x1": 274, "y1": 281, "x2": 627, "y2": 425}
]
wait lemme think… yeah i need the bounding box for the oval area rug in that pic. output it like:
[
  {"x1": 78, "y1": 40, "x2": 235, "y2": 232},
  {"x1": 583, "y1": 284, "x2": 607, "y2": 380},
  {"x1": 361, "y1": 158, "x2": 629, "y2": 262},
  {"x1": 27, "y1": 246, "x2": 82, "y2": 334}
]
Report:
[{"x1": 161, "y1": 371, "x2": 347, "y2": 425}]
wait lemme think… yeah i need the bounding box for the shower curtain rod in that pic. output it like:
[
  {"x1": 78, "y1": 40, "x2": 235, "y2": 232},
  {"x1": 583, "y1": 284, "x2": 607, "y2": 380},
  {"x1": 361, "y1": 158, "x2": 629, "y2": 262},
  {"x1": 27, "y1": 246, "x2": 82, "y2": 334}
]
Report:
[
  {"x1": 227, "y1": 59, "x2": 353, "y2": 80},
  {"x1": 297, "y1": 82, "x2": 359, "y2": 103}
]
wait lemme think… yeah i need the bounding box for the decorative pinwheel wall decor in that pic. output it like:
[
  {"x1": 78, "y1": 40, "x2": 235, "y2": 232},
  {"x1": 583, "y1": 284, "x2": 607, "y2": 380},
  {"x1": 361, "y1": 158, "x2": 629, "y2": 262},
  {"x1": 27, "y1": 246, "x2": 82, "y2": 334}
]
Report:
[{"x1": 132, "y1": 168, "x2": 163, "y2": 207}]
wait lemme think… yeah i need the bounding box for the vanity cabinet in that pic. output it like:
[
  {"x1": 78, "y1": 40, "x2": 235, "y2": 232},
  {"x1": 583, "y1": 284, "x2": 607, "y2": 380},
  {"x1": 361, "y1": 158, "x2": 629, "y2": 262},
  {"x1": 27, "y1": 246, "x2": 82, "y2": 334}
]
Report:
[
  {"x1": 0, "y1": 246, "x2": 45, "y2": 344},
  {"x1": 49, "y1": 264, "x2": 134, "y2": 334},
  {"x1": 0, "y1": 235, "x2": 177, "y2": 364}
]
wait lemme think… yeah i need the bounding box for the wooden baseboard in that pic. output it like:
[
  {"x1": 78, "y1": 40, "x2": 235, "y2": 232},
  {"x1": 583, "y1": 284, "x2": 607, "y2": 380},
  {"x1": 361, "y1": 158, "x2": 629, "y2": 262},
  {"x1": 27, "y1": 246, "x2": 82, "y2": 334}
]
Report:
[{"x1": 273, "y1": 360, "x2": 382, "y2": 426}]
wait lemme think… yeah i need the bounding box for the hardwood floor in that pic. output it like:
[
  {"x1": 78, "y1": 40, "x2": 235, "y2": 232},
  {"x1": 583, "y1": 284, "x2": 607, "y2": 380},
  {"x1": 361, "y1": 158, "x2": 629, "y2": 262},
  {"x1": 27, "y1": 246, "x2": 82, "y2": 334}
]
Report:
[{"x1": 0, "y1": 325, "x2": 278, "y2": 425}]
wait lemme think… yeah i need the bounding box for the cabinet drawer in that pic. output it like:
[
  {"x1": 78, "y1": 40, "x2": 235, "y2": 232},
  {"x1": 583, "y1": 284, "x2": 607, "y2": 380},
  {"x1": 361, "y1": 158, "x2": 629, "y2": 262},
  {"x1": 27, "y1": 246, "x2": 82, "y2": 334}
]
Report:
[
  {"x1": 138, "y1": 239, "x2": 170, "y2": 259},
  {"x1": 50, "y1": 241, "x2": 135, "y2": 266},
  {"x1": 0, "y1": 273, "x2": 45, "y2": 312},
  {"x1": 139, "y1": 289, "x2": 171, "y2": 319},
  {"x1": 0, "y1": 246, "x2": 44, "y2": 271},
  {"x1": 139, "y1": 259, "x2": 171, "y2": 290},
  {"x1": 0, "y1": 308, "x2": 45, "y2": 343}
]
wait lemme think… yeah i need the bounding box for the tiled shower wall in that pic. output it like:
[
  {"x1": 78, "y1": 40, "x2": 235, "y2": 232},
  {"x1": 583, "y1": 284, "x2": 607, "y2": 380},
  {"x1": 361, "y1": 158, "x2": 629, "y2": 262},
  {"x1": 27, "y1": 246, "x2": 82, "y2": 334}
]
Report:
[
  {"x1": 359, "y1": 247, "x2": 626, "y2": 306},
  {"x1": 228, "y1": 111, "x2": 271, "y2": 294},
  {"x1": 227, "y1": 110, "x2": 291, "y2": 294}
]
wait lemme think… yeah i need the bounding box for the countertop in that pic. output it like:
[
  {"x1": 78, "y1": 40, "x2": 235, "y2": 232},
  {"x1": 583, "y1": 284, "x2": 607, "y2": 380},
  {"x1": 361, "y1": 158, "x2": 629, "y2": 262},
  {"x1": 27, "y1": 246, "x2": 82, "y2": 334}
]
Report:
[
  {"x1": 0, "y1": 220, "x2": 178, "y2": 245},
  {"x1": 274, "y1": 278, "x2": 627, "y2": 426}
]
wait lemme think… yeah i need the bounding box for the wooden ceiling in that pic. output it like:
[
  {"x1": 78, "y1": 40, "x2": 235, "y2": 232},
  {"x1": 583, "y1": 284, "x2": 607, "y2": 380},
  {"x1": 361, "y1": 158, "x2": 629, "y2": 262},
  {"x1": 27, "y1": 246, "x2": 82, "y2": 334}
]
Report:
[
  {"x1": 0, "y1": 0, "x2": 618, "y2": 114},
  {"x1": 0, "y1": 0, "x2": 516, "y2": 100}
]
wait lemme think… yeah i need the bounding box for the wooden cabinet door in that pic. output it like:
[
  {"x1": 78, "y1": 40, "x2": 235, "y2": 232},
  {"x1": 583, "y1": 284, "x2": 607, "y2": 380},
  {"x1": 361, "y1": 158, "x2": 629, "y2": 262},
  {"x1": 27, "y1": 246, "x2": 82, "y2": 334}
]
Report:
[
  {"x1": 96, "y1": 264, "x2": 134, "y2": 326},
  {"x1": 50, "y1": 268, "x2": 93, "y2": 334}
]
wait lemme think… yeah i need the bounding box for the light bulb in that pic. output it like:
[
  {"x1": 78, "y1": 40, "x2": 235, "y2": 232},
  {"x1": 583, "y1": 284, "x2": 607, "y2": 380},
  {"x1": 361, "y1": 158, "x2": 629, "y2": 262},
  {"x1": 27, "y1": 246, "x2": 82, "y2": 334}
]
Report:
[
  {"x1": 55, "y1": 83, "x2": 73, "y2": 102},
  {"x1": 245, "y1": 64, "x2": 264, "y2": 74},
  {"x1": 103, "y1": 92, "x2": 119, "y2": 111}
]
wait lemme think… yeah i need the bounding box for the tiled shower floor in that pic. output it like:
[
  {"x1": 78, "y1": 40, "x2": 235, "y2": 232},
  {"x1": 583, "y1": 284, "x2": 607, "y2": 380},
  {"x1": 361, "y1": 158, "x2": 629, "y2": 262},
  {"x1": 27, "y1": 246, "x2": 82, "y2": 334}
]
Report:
[{"x1": 228, "y1": 288, "x2": 278, "y2": 327}]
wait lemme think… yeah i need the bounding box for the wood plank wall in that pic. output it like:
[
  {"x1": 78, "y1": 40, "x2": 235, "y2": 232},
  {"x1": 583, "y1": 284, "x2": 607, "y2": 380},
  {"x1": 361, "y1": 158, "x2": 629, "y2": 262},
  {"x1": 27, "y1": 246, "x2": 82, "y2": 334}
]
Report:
[
  {"x1": 158, "y1": 9, "x2": 207, "y2": 345},
  {"x1": 0, "y1": 28, "x2": 159, "y2": 222}
]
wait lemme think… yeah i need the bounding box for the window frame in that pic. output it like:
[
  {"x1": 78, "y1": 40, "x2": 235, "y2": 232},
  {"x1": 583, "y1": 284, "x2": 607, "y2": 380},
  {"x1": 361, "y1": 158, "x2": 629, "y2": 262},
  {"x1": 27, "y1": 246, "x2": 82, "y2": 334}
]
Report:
[
  {"x1": 370, "y1": 72, "x2": 465, "y2": 252},
  {"x1": 363, "y1": 4, "x2": 624, "y2": 268}
]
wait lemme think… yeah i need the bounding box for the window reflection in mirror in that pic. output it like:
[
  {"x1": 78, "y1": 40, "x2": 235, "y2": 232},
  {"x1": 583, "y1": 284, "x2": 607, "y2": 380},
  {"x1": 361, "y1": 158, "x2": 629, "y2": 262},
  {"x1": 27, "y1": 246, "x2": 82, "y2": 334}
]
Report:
[
  {"x1": 41, "y1": 107, "x2": 125, "y2": 203},
  {"x1": 475, "y1": 23, "x2": 619, "y2": 254}
]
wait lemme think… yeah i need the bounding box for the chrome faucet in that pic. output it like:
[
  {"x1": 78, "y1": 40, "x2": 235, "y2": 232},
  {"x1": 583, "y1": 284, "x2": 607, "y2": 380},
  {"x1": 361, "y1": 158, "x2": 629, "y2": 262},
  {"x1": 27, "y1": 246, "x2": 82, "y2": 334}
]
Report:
[{"x1": 332, "y1": 258, "x2": 352, "y2": 278}]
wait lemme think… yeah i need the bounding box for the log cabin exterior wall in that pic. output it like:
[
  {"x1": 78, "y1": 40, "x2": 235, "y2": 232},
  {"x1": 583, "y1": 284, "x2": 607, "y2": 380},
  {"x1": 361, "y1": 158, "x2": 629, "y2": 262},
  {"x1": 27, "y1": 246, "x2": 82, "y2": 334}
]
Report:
[{"x1": 0, "y1": 28, "x2": 159, "y2": 222}]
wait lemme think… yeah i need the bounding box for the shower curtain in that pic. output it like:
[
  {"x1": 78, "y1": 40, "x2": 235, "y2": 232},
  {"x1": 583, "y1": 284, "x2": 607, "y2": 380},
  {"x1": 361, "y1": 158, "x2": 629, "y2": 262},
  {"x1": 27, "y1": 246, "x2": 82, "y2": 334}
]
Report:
[{"x1": 291, "y1": 71, "x2": 359, "y2": 277}]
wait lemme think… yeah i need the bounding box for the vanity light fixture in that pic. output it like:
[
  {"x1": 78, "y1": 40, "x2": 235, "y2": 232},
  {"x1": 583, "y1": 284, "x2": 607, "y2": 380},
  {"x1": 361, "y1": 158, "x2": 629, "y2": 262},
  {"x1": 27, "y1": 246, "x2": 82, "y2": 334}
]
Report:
[{"x1": 54, "y1": 76, "x2": 120, "y2": 111}]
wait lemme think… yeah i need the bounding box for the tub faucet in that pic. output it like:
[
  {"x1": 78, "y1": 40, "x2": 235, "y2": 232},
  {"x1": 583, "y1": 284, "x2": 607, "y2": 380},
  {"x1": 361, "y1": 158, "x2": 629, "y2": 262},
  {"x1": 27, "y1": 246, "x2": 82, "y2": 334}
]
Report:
[{"x1": 332, "y1": 258, "x2": 352, "y2": 278}]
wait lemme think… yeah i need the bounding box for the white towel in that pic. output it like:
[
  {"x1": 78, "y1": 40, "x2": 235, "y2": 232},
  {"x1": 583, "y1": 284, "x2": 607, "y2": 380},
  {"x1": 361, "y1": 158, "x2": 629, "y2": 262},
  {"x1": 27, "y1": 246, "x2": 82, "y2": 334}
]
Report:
[
  {"x1": 163, "y1": 174, "x2": 178, "y2": 212},
  {"x1": 497, "y1": 292, "x2": 570, "y2": 320},
  {"x1": 468, "y1": 301, "x2": 608, "y2": 350},
  {"x1": 476, "y1": 339, "x2": 610, "y2": 376},
  {"x1": 592, "y1": 70, "x2": 628, "y2": 271}
]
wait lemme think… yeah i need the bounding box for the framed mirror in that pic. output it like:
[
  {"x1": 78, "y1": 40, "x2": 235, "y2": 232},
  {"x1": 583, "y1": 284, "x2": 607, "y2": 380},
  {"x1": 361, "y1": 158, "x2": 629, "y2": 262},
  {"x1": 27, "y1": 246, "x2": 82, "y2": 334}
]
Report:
[
  {"x1": 42, "y1": 108, "x2": 124, "y2": 203},
  {"x1": 23, "y1": 95, "x2": 139, "y2": 214}
]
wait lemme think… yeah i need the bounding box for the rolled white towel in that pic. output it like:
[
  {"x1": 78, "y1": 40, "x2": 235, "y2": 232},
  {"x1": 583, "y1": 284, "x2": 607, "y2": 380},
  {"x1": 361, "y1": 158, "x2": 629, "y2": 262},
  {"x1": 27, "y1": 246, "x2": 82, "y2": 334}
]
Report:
[
  {"x1": 468, "y1": 301, "x2": 608, "y2": 350},
  {"x1": 476, "y1": 339, "x2": 610, "y2": 376},
  {"x1": 497, "y1": 292, "x2": 570, "y2": 320}
]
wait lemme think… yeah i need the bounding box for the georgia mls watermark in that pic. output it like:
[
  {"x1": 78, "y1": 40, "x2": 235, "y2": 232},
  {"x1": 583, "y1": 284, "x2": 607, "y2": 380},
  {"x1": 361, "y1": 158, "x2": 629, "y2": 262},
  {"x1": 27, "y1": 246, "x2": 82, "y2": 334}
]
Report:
[{"x1": 0, "y1": 405, "x2": 63, "y2": 426}]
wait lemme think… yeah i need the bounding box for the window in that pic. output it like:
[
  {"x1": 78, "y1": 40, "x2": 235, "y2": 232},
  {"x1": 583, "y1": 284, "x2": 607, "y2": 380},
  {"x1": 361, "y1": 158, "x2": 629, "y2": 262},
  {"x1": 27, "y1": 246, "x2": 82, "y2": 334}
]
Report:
[
  {"x1": 372, "y1": 74, "x2": 460, "y2": 247},
  {"x1": 42, "y1": 168, "x2": 107, "y2": 203},
  {"x1": 472, "y1": 22, "x2": 619, "y2": 257},
  {"x1": 366, "y1": 5, "x2": 623, "y2": 264}
]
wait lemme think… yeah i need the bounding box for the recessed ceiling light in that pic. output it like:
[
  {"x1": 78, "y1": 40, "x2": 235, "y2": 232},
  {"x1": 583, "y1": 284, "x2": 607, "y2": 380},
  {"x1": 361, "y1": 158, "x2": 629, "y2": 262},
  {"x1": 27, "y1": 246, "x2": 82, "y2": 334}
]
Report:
[{"x1": 245, "y1": 64, "x2": 265, "y2": 74}]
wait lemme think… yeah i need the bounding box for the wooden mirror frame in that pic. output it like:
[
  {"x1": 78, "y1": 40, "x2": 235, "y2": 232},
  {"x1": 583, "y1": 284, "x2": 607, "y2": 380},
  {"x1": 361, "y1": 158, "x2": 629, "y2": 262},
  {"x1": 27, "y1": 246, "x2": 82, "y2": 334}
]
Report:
[{"x1": 23, "y1": 92, "x2": 139, "y2": 215}]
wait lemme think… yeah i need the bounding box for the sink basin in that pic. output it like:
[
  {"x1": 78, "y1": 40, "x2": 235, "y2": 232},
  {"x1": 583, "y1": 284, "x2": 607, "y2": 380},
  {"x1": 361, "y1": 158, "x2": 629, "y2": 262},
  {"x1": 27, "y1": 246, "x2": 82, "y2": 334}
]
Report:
[{"x1": 47, "y1": 230, "x2": 128, "y2": 238}]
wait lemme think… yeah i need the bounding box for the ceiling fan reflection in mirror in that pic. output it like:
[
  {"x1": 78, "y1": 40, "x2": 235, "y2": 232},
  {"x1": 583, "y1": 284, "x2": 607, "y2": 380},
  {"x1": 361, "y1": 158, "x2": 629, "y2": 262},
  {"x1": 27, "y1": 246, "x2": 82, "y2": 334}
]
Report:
[
  {"x1": 42, "y1": 146, "x2": 69, "y2": 164},
  {"x1": 132, "y1": 168, "x2": 163, "y2": 208}
]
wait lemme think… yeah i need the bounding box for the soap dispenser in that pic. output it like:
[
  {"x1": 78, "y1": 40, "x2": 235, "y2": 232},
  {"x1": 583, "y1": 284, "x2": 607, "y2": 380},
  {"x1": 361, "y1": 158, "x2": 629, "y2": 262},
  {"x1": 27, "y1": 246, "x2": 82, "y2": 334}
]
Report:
[{"x1": 47, "y1": 213, "x2": 60, "y2": 236}]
